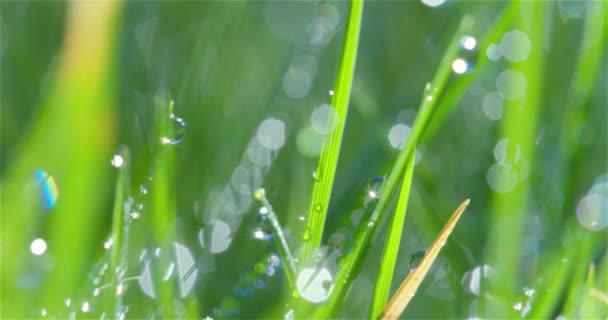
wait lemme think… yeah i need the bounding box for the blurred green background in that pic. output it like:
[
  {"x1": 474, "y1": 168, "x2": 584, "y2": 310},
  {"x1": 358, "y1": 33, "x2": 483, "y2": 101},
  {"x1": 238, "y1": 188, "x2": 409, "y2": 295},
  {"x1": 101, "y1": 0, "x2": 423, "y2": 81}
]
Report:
[{"x1": 1, "y1": 1, "x2": 606, "y2": 319}]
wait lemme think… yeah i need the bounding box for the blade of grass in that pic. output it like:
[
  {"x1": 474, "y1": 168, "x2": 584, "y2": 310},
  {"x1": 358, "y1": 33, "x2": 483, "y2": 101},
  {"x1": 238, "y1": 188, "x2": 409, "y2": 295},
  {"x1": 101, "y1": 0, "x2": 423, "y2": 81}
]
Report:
[
  {"x1": 107, "y1": 147, "x2": 130, "y2": 317},
  {"x1": 420, "y1": 1, "x2": 518, "y2": 143},
  {"x1": 0, "y1": 1, "x2": 121, "y2": 316},
  {"x1": 311, "y1": 17, "x2": 474, "y2": 319},
  {"x1": 379, "y1": 199, "x2": 470, "y2": 320},
  {"x1": 150, "y1": 98, "x2": 178, "y2": 318},
  {"x1": 590, "y1": 288, "x2": 608, "y2": 305},
  {"x1": 529, "y1": 3, "x2": 605, "y2": 318},
  {"x1": 301, "y1": 0, "x2": 364, "y2": 264},
  {"x1": 561, "y1": 232, "x2": 595, "y2": 318},
  {"x1": 485, "y1": 0, "x2": 545, "y2": 313},
  {"x1": 369, "y1": 155, "x2": 415, "y2": 319},
  {"x1": 253, "y1": 188, "x2": 297, "y2": 288}
]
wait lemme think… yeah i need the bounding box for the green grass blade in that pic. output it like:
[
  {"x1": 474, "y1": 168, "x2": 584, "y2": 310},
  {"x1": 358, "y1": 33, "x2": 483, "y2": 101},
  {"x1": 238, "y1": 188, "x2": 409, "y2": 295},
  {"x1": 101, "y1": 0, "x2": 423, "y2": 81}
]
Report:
[
  {"x1": 0, "y1": 2, "x2": 122, "y2": 316},
  {"x1": 312, "y1": 17, "x2": 474, "y2": 319},
  {"x1": 150, "y1": 98, "x2": 179, "y2": 318},
  {"x1": 107, "y1": 147, "x2": 130, "y2": 316},
  {"x1": 485, "y1": 0, "x2": 545, "y2": 314},
  {"x1": 369, "y1": 155, "x2": 415, "y2": 319},
  {"x1": 301, "y1": 0, "x2": 364, "y2": 263},
  {"x1": 420, "y1": 2, "x2": 518, "y2": 143},
  {"x1": 568, "y1": 1, "x2": 606, "y2": 109},
  {"x1": 254, "y1": 188, "x2": 296, "y2": 288}
]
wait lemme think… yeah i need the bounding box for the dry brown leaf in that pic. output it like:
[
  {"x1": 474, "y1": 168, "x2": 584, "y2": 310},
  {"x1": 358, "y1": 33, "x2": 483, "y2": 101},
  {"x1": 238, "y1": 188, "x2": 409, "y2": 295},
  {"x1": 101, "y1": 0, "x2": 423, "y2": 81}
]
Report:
[{"x1": 379, "y1": 199, "x2": 471, "y2": 320}]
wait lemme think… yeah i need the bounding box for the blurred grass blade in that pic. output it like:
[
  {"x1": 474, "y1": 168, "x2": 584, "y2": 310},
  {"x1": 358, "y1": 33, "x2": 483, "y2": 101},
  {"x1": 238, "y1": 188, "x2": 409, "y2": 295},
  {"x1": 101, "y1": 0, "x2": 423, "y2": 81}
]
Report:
[
  {"x1": 0, "y1": 1, "x2": 122, "y2": 316},
  {"x1": 108, "y1": 146, "x2": 130, "y2": 316},
  {"x1": 568, "y1": 0, "x2": 606, "y2": 108},
  {"x1": 370, "y1": 156, "x2": 415, "y2": 319},
  {"x1": 301, "y1": 0, "x2": 364, "y2": 263},
  {"x1": 312, "y1": 17, "x2": 473, "y2": 319},
  {"x1": 420, "y1": 2, "x2": 518, "y2": 143},
  {"x1": 590, "y1": 288, "x2": 608, "y2": 305},
  {"x1": 150, "y1": 98, "x2": 179, "y2": 318},
  {"x1": 379, "y1": 199, "x2": 470, "y2": 320},
  {"x1": 561, "y1": 232, "x2": 594, "y2": 317},
  {"x1": 485, "y1": 1, "x2": 545, "y2": 312}
]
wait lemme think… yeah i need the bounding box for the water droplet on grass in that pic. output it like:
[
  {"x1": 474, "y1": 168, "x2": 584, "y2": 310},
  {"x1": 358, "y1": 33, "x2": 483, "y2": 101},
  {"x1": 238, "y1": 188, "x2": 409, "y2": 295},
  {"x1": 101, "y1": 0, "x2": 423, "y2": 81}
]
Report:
[
  {"x1": 409, "y1": 250, "x2": 425, "y2": 270},
  {"x1": 452, "y1": 58, "x2": 472, "y2": 74},
  {"x1": 576, "y1": 194, "x2": 607, "y2": 231},
  {"x1": 253, "y1": 228, "x2": 273, "y2": 241},
  {"x1": 254, "y1": 188, "x2": 266, "y2": 201},
  {"x1": 111, "y1": 154, "x2": 124, "y2": 168},
  {"x1": 460, "y1": 35, "x2": 477, "y2": 51},
  {"x1": 160, "y1": 114, "x2": 187, "y2": 145},
  {"x1": 30, "y1": 238, "x2": 47, "y2": 256},
  {"x1": 296, "y1": 266, "x2": 334, "y2": 303}
]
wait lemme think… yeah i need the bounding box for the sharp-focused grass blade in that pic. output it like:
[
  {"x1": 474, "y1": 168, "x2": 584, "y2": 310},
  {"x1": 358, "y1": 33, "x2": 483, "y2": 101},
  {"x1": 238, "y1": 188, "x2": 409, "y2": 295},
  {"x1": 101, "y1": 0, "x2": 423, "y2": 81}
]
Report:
[
  {"x1": 301, "y1": 0, "x2": 364, "y2": 264},
  {"x1": 311, "y1": 17, "x2": 474, "y2": 319},
  {"x1": 369, "y1": 155, "x2": 415, "y2": 319}
]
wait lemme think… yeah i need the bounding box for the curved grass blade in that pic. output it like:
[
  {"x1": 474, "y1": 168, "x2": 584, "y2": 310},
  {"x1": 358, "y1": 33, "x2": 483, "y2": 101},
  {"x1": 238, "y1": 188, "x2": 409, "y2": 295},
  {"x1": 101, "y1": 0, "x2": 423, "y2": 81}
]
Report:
[
  {"x1": 254, "y1": 188, "x2": 297, "y2": 288},
  {"x1": 379, "y1": 199, "x2": 470, "y2": 320},
  {"x1": 369, "y1": 155, "x2": 415, "y2": 319},
  {"x1": 301, "y1": 0, "x2": 364, "y2": 263}
]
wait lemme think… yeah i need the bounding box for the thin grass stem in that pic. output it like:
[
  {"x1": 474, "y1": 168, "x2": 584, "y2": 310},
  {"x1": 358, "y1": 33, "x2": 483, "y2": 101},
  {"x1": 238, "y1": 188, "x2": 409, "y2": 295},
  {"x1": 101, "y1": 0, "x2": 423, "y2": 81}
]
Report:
[{"x1": 369, "y1": 155, "x2": 415, "y2": 319}]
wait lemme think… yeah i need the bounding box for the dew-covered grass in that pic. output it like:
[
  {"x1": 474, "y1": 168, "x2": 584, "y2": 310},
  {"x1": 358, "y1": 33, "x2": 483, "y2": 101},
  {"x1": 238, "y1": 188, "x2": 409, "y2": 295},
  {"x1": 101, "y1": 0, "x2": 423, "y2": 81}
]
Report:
[{"x1": 1, "y1": 1, "x2": 607, "y2": 319}]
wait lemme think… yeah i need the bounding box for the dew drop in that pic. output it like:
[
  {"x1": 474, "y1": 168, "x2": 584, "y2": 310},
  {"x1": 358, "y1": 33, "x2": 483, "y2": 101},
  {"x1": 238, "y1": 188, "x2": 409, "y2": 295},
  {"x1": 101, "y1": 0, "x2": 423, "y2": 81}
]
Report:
[
  {"x1": 254, "y1": 188, "x2": 266, "y2": 200},
  {"x1": 30, "y1": 238, "x2": 47, "y2": 256},
  {"x1": 103, "y1": 236, "x2": 114, "y2": 250},
  {"x1": 111, "y1": 154, "x2": 124, "y2": 168},
  {"x1": 160, "y1": 113, "x2": 187, "y2": 145},
  {"x1": 284, "y1": 309, "x2": 295, "y2": 320},
  {"x1": 409, "y1": 250, "x2": 425, "y2": 270},
  {"x1": 130, "y1": 211, "x2": 141, "y2": 220},
  {"x1": 452, "y1": 58, "x2": 472, "y2": 74},
  {"x1": 296, "y1": 266, "x2": 334, "y2": 303},
  {"x1": 116, "y1": 283, "x2": 125, "y2": 296},
  {"x1": 460, "y1": 35, "x2": 477, "y2": 51},
  {"x1": 253, "y1": 228, "x2": 273, "y2": 241},
  {"x1": 81, "y1": 301, "x2": 90, "y2": 313},
  {"x1": 314, "y1": 204, "x2": 322, "y2": 212}
]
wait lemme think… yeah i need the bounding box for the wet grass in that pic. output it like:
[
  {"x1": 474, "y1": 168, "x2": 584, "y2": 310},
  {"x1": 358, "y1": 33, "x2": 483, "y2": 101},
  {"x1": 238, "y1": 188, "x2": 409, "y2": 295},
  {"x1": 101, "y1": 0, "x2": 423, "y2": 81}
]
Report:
[{"x1": 1, "y1": 1, "x2": 607, "y2": 319}]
